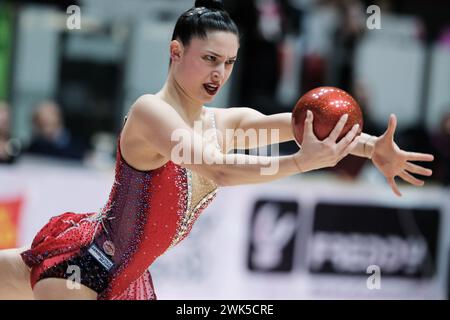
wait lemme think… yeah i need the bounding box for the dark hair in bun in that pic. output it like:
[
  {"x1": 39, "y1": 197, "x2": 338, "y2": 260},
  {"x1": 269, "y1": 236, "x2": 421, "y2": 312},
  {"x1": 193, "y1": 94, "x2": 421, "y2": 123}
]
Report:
[
  {"x1": 194, "y1": 0, "x2": 225, "y2": 11},
  {"x1": 171, "y1": 0, "x2": 239, "y2": 47}
]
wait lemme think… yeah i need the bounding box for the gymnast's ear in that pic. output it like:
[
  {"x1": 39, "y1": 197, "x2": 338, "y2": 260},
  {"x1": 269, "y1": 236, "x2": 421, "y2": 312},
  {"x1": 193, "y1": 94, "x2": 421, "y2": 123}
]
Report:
[{"x1": 170, "y1": 40, "x2": 183, "y2": 62}]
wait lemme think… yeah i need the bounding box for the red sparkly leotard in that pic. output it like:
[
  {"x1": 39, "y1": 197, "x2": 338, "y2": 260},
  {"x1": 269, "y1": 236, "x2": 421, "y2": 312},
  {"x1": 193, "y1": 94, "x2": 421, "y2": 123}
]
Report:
[{"x1": 21, "y1": 108, "x2": 220, "y2": 300}]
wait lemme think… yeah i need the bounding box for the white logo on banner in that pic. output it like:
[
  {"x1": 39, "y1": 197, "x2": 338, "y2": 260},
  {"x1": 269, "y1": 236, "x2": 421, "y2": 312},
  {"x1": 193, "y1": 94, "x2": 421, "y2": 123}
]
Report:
[
  {"x1": 366, "y1": 265, "x2": 381, "y2": 289},
  {"x1": 309, "y1": 232, "x2": 428, "y2": 274},
  {"x1": 252, "y1": 203, "x2": 296, "y2": 269}
]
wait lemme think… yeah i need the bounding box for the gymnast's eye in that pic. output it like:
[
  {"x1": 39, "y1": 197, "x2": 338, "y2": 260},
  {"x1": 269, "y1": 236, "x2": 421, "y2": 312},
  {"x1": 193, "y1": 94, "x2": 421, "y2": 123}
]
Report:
[
  {"x1": 226, "y1": 59, "x2": 236, "y2": 65},
  {"x1": 204, "y1": 55, "x2": 216, "y2": 62}
]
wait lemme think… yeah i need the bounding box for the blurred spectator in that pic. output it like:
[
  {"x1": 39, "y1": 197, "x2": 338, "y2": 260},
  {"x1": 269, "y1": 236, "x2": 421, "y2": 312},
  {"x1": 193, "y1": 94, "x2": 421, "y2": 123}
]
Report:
[
  {"x1": 27, "y1": 101, "x2": 86, "y2": 161},
  {"x1": 0, "y1": 101, "x2": 21, "y2": 164},
  {"x1": 228, "y1": 0, "x2": 299, "y2": 112},
  {"x1": 438, "y1": 26, "x2": 450, "y2": 48},
  {"x1": 300, "y1": 0, "x2": 339, "y2": 93},
  {"x1": 330, "y1": 0, "x2": 366, "y2": 92},
  {"x1": 430, "y1": 110, "x2": 450, "y2": 186},
  {"x1": 351, "y1": 79, "x2": 384, "y2": 136}
]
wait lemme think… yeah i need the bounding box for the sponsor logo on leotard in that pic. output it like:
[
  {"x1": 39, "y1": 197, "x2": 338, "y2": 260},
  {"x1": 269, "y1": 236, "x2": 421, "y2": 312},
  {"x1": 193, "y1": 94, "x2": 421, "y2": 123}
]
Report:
[{"x1": 88, "y1": 244, "x2": 114, "y2": 271}]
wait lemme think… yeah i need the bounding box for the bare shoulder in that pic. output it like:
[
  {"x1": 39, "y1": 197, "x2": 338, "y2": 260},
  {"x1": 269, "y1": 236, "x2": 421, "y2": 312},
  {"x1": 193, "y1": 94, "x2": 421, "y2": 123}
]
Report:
[
  {"x1": 130, "y1": 94, "x2": 166, "y2": 117},
  {"x1": 124, "y1": 94, "x2": 164, "y2": 138},
  {"x1": 120, "y1": 94, "x2": 169, "y2": 171}
]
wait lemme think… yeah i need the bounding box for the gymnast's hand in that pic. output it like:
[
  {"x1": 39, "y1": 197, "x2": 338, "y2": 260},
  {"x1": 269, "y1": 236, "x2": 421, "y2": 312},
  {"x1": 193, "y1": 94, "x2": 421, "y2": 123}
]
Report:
[
  {"x1": 371, "y1": 114, "x2": 434, "y2": 197},
  {"x1": 294, "y1": 110, "x2": 360, "y2": 172}
]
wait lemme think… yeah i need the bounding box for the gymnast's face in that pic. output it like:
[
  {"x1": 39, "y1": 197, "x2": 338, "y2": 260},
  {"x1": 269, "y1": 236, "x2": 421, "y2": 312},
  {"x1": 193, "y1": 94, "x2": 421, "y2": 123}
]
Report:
[{"x1": 170, "y1": 31, "x2": 239, "y2": 103}]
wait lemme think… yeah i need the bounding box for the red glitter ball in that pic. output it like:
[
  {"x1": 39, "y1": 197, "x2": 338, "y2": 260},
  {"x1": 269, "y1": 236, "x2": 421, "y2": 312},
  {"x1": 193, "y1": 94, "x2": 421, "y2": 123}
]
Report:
[{"x1": 292, "y1": 86, "x2": 363, "y2": 145}]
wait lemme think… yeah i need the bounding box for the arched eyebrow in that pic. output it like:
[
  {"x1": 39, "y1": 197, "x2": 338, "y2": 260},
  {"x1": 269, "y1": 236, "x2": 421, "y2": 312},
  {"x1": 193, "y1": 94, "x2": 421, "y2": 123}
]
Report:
[{"x1": 205, "y1": 50, "x2": 237, "y2": 60}]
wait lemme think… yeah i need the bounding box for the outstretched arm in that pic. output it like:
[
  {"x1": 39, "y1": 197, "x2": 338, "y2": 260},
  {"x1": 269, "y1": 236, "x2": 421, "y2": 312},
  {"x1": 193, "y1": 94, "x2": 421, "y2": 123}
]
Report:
[
  {"x1": 128, "y1": 96, "x2": 358, "y2": 187},
  {"x1": 129, "y1": 96, "x2": 299, "y2": 187},
  {"x1": 220, "y1": 107, "x2": 294, "y2": 149},
  {"x1": 223, "y1": 107, "x2": 376, "y2": 155},
  {"x1": 225, "y1": 107, "x2": 434, "y2": 195}
]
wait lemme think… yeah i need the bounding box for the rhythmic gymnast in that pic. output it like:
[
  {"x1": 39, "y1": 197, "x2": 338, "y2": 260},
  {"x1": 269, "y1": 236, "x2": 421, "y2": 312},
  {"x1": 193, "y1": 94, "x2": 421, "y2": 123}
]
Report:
[{"x1": 0, "y1": 0, "x2": 433, "y2": 300}]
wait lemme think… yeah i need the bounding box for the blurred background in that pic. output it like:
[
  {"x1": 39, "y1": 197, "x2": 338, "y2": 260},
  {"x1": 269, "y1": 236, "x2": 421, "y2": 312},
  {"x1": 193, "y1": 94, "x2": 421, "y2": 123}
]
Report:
[{"x1": 0, "y1": 0, "x2": 449, "y2": 299}]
